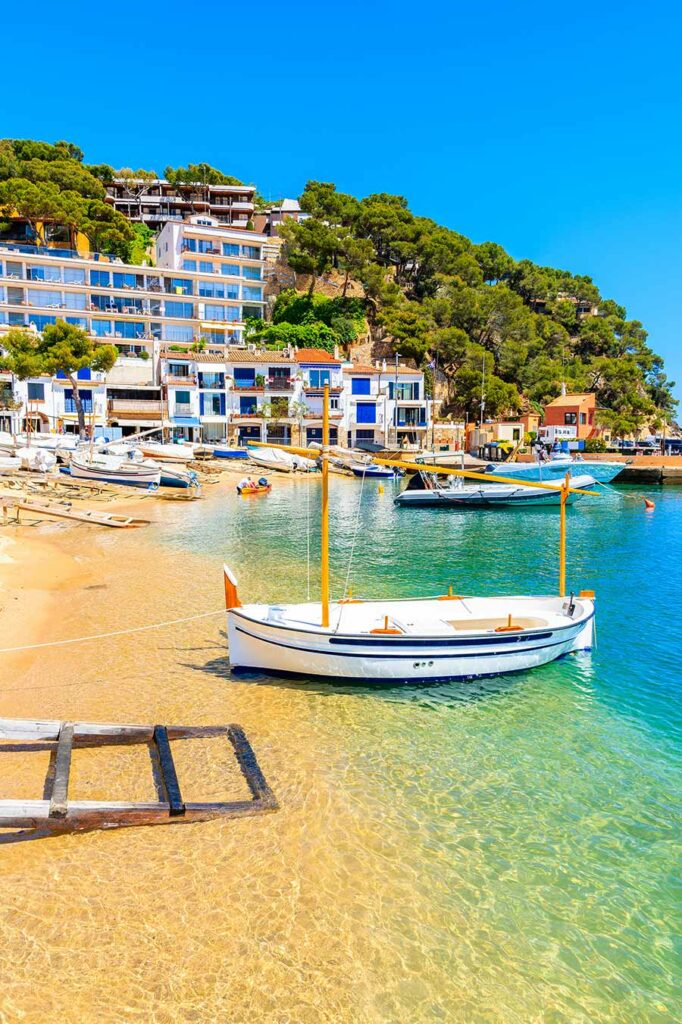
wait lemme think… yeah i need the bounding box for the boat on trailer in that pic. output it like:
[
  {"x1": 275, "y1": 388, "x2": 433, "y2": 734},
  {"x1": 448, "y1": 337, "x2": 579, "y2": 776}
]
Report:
[
  {"x1": 395, "y1": 471, "x2": 597, "y2": 507},
  {"x1": 224, "y1": 387, "x2": 599, "y2": 684}
]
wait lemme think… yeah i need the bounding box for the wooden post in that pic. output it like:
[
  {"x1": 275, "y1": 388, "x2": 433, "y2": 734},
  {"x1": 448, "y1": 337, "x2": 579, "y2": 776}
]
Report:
[
  {"x1": 49, "y1": 722, "x2": 74, "y2": 818},
  {"x1": 559, "y1": 471, "x2": 569, "y2": 596},
  {"x1": 321, "y1": 384, "x2": 330, "y2": 627}
]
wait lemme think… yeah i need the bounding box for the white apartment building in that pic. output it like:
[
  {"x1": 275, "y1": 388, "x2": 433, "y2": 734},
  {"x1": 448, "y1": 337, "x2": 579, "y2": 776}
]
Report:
[
  {"x1": 105, "y1": 178, "x2": 256, "y2": 230},
  {"x1": 0, "y1": 220, "x2": 266, "y2": 435},
  {"x1": 341, "y1": 362, "x2": 430, "y2": 449}
]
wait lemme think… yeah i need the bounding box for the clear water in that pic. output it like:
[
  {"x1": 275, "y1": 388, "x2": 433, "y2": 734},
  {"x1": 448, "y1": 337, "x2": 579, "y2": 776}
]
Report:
[{"x1": 1, "y1": 477, "x2": 679, "y2": 1022}]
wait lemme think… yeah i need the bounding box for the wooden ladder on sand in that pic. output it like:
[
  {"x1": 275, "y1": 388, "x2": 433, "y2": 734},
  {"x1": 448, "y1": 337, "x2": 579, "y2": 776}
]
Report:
[
  {"x1": 0, "y1": 718, "x2": 278, "y2": 837},
  {"x1": 1, "y1": 499, "x2": 150, "y2": 528}
]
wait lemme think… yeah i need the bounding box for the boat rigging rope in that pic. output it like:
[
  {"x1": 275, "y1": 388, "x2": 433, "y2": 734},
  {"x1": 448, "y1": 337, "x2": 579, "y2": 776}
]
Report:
[
  {"x1": 0, "y1": 609, "x2": 224, "y2": 655},
  {"x1": 341, "y1": 467, "x2": 366, "y2": 602},
  {"x1": 306, "y1": 469, "x2": 311, "y2": 601}
]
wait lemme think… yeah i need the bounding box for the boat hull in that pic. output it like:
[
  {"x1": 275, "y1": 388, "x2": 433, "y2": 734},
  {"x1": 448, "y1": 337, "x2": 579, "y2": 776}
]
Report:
[
  {"x1": 394, "y1": 474, "x2": 595, "y2": 508},
  {"x1": 213, "y1": 447, "x2": 249, "y2": 459},
  {"x1": 227, "y1": 596, "x2": 594, "y2": 683},
  {"x1": 486, "y1": 460, "x2": 624, "y2": 483},
  {"x1": 70, "y1": 459, "x2": 160, "y2": 487}
]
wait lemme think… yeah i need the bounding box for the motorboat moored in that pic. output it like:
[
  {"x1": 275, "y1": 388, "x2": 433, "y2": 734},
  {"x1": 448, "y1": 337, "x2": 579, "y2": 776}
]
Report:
[
  {"x1": 395, "y1": 471, "x2": 597, "y2": 507},
  {"x1": 485, "y1": 451, "x2": 625, "y2": 484}
]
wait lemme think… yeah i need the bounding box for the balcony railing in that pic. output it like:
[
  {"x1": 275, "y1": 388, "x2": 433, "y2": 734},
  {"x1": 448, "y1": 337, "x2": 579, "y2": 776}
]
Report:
[
  {"x1": 107, "y1": 399, "x2": 164, "y2": 418},
  {"x1": 173, "y1": 403, "x2": 193, "y2": 416},
  {"x1": 164, "y1": 374, "x2": 197, "y2": 385}
]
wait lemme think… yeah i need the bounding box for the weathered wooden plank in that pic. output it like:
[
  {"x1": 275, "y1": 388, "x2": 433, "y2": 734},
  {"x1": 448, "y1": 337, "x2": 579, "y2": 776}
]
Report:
[
  {"x1": 0, "y1": 719, "x2": 228, "y2": 743},
  {"x1": 228, "y1": 724, "x2": 279, "y2": 809},
  {"x1": 49, "y1": 723, "x2": 74, "y2": 818},
  {"x1": 153, "y1": 726, "x2": 185, "y2": 816}
]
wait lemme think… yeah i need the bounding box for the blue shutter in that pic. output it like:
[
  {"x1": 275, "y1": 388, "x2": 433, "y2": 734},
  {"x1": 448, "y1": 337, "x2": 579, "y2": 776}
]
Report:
[
  {"x1": 77, "y1": 367, "x2": 92, "y2": 380},
  {"x1": 199, "y1": 393, "x2": 205, "y2": 415},
  {"x1": 220, "y1": 393, "x2": 226, "y2": 416},
  {"x1": 414, "y1": 382, "x2": 419, "y2": 400},
  {"x1": 356, "y1": 403, "x2": 376, "y2": 424},
  {"x1": 351, "y1": 378, "x2": 371, "y2": 395}
]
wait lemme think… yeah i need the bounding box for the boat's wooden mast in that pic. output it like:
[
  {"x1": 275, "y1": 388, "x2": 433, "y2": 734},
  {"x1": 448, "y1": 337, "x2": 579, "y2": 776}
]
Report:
[
  {"x1": 559, "y1": 471, "x2": 569, "y2": 595},
  {"x1": 321, "y1": 384, "x2": 330, "y2": 627}
]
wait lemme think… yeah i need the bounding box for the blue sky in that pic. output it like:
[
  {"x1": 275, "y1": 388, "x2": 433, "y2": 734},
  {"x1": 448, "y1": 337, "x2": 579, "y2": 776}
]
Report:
[{"x1": 2, "y1": 0, "x2": 681, "y2": 402}]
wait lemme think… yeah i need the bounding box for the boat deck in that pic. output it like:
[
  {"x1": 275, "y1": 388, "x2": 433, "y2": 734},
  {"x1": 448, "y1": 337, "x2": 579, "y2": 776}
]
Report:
[{"x1": 239, "y1": 595, "x2": 583, "y2": 637}]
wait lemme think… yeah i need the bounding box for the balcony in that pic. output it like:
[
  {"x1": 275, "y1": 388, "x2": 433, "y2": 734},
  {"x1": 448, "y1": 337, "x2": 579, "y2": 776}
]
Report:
[
  {"x1": 164, "y1": 374, "x2": 197, "y2": 385},
  {"x1": 107, "y1": 399, "x2": 164, "y2": 419},
  {"x1": 173, "y1": 402, "x2": 194, "y2": 416},
  {"x1": 266, "y1": 378, "x2": 294, "y2": 391}
]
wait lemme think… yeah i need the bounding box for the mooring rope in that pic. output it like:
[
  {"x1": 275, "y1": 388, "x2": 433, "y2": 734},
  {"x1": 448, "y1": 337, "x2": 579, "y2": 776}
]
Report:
[
  {"x1": 0, "y1": 609, "x2": 224, "y2": 654},
  {"x1": 342, "y1": 467, "x2": 366, "y2": 600}
]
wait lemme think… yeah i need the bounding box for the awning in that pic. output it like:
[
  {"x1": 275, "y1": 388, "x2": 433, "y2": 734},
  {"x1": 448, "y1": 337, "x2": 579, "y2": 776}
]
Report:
[{"x1": 172, "y1": 416, "x2": 201, "y2": 426}]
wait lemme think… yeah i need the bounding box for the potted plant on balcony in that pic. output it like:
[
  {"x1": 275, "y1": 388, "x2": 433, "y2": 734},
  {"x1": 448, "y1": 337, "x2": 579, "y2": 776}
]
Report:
[{"x1": 255, "y1": 373, "x2": 266, "y2": 388}]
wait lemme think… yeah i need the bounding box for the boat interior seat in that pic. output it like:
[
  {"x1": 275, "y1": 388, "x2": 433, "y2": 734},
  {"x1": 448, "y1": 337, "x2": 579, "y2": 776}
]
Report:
[{"x1": 446, "y1": 616, "x2": 549, "y2": 632}]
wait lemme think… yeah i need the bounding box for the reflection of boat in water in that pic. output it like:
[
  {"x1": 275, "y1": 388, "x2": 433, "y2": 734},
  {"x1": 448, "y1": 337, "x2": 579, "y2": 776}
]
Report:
[
  {"x1": 395, "y1": 471, "x2": 597, "y2": 507},
  {"x1": 225, "y1": 387, "x2": 598, "y2": 685},
  {"x1": 485, "y1": 452, "x2": 624, "y2": 484}
]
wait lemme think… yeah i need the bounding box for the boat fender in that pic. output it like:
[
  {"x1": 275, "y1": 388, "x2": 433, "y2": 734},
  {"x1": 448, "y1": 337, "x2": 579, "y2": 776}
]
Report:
[
  {"x1": 258, "y1": 477, "x2": 268, "y2": 486},
  {"x1": 644, "y1": 498, "x2": 655, "y2": 510}
]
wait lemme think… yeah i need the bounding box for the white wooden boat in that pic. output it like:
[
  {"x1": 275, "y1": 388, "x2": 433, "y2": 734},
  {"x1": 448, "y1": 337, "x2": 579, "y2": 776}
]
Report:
[
  {"x1": 0, "y1": 455, "x2": 21, "y2": 473},
  {"x1": 69, "y1": 453, "x2": 160, "y2": 487},
  {"x1": 96, "y1": 444, "x2": 197, "y2": 489},
  {"x1": 225, "y1": 388, "x2": 598, "y2": 684},
  {"x1": 138, "y1": 441, "x2": 196, "y2": 463},
  {"x1": 486, "y1": 452, "x2": 624, "y2": 484},
  {"x1": 16, "y1": 447, "x2": 57, "y2": 473},
  {"x1": 395, "y1": 472, "x2": 597, "y2": 507},
  {"x1": 248, "y1": 446, "x2": 316, "y2": 473},
  {"x1": 349, "y1": 461, "x2": 400, "y2": 479}
]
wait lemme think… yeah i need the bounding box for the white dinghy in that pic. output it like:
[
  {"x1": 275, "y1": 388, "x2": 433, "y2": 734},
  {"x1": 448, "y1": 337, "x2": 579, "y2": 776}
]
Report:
[
  {"x1": 69, "y1": 453, "x2": 160, "y2": 487},
  {"x1": 224, "y1": 388, "x2": 598, "y2": 684}
]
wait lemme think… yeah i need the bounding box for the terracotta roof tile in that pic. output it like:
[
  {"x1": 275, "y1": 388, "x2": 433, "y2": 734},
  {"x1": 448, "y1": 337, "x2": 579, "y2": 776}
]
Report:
[
  {"x1": 343, "y1": 363, "x2": 421, "y2": 376},
  {"x1": 225, "y1": 350, "x2": 294, "y2": 364},
  {"x1": 294, "y1": 348, "x2": 340, "y2": 364}
]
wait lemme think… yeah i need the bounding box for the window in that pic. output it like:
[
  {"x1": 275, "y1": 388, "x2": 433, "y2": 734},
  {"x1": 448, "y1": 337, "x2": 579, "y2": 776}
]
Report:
[
  {"x1": 222, "y1": 243, "x2": 240, "y2": 257},
  {"x1": 204, "y1": 304, "x2": 227, "y2": 321},
  {"x1": 111, "y1": 321, "x2": 145, "y2": 340},
  {"x1": 242, "y1": 266, "x2": 261, "y2": 280},
  {"x1": 241, "y1": 305, "x2": 260, "y2": 321},
  {"x1": 182, "y1": 260, "x2": 197, "y2": 272},
  {"x1": 198, "y1": 373, "x2": 224, "y2": 389},
  {"x1": 355, "y1": 429, "x2": 375, "y2": 441},
  {"x1": 201, "y1": 392, "x2": 224, "y2": 415},
  {"x1": 166, "y1": 278, "x2": 193, "y2": 296},
  {"x1": 63, "y1": 292, "x2": 86, "y2": 310},
  {"x1": 29, "y1": 316, "x2": 57, "y2": 331},
  {"x1": 113, "y1": 271, "x2": 140, "y2": 289},
  {"x1": 28, "y1": 264, "x2": 61, "y2": 282},
  {"x1": 63, "y1": 267, "x2": 86, "y2": 284},
  {"x1": 199, "y1": 261, "x2": 214, "y2": 273},
  {"x1": 164, "y1": 325, "x2": 193, "y2": 343},
  {"x1": 5, "y1": 262, "x2": 23, "y2": 279},
  {"x1": 174, "y1": 390, "x2": 191, "y2": 404},
  {"x1": 580, "y1": 412, "x2": 587, "y2": 424},
  {"x1": 389, "y1": 381, "x2": 420, "y2": 401},
  {"x1": 220, "y1": 263, "x2": 240, "y2": 276},
  {"x1": 356, "y1": 402, "x2": 376, "y2": 424},
  {"x1": 182, "y1": 238, "x2": 197, "y2": 253},
  {"x1": 197, "y1": 239, "x2": 215, "y2": 254},
  {"x1": 198, "y1": 280, "x2": 226, "y2": 299},
  {"x1": 168, "y1": 363, "x2": 191, "y2": 377},
  {"x1": 27, "y1": 288, "x2": 61, "y2": 307},
  {"x1": 242, "y1": 286, "x2": 262, "y2": 302},
  {"x1": 27, "y1": 382, "x2": 45, "y2": 401},
  {"x1": 164, "y1": 301, "x2": 194, "y2": 319},
  {"x1": 64, "y1": 388, "x2": 92, "y2": 413},
  {"x1": 241, "y1": 245, "x2": 260, "y2": 260},
  {"x1": 351, "y1": 377, "x2": 371, "y2": 395},
  {"x1": 91, "y1": 320, "x2": 113, "y2": 337},
  {"x1": 512, "y1": 428, "x2": 521, "y2": 441},
  {"x1": 564, "y1": 412, "x2": 577, "y2": 425},
  {"x1": 90, "y1": 270, "x2": 111, "y2": 287},
  {"x1": 309, "y1": 369, "x2": 331, "y2": 387},
  {"x1": 240, "y1": 396, "x2": 257, "y2": 414},
  {"x1": 234, "y1": 368, "x2": 256, "y2": 386}
]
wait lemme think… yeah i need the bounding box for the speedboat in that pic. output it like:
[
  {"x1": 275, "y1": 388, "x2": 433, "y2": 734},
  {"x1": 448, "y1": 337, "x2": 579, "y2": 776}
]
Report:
[
  {"x1": 485, "y1": 451, "x2": 625, "y2": 484},
  {"x1": 69, "y1": 453, "x2": 160, "y2": 487},
  {"x1": 224, "y1": 386, "x2": 598, "y2": 684},
  {"x1": 395, "y1": 471, "x2": 597, "y2": 507},
  {"x1": 349, "y1": 461, "x2": 401, "y2": 479}
]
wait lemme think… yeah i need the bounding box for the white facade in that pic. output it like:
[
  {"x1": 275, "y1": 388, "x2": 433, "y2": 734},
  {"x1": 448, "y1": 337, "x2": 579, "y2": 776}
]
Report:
[{"x1": 340, "y1": 364, "x2": 430, "y2": 448}]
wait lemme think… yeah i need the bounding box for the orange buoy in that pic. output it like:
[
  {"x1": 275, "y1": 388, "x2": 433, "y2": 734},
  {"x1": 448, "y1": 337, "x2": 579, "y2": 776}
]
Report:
[
  {"x1": 644, "y1": 498, "x2": 655, "y2": 510},
  {"x1": 378, "y1": 483, "x2": 384, "y2": 494}
]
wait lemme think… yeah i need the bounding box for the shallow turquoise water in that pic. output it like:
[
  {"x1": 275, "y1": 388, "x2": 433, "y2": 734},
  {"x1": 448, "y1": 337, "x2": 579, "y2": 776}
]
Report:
[{"x1": 154, "y1": 477, "x2": 681, "y2": 1019}]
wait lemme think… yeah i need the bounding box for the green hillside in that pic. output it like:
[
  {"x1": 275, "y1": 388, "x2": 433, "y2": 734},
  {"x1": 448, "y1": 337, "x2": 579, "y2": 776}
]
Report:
[{"x1": 0, "y1": 139, "x2": 675, "y2": 434}]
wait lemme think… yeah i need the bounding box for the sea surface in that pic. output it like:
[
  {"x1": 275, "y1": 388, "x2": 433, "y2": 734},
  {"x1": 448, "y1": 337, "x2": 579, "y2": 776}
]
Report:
[{"x1": 1, "y1": 476, "x2": 680, "y2": 1023}]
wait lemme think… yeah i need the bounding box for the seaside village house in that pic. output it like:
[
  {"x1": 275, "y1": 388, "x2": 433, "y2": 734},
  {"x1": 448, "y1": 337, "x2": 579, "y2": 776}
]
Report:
[
  {"x1": 0, "y1": 215, "x2": 437, "y2": 446},
  {"x1": 539, "y1": 393, "x2": 605, "y2": 448},
  {"x1": 341, "y1": 362, "x2": 430, "y2": 449}
]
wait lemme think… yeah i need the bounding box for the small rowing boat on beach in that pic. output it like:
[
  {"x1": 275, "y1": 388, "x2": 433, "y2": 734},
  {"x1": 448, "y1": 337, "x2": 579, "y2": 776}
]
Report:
[
  {"x1": 248, "y1": 446, "x2": 316, "y2": 473},
  {"x1": 69, "y1": 453, "x2": 161, "y2": 488},
  {"x1": 138, "y1": 441, "x2": 196, "y2": 464}
]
